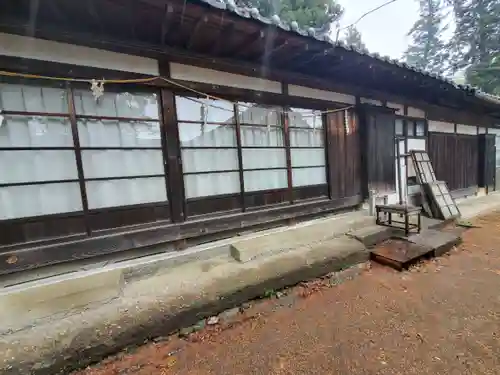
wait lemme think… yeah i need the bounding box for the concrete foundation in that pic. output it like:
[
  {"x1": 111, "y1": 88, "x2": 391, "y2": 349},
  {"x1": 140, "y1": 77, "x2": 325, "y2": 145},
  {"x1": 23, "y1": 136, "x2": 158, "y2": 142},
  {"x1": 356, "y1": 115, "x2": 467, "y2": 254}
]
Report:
[
  {"x1": 1, "y1": 193, "x2": 500, "y2": 375},
  {"x1": 0, "y1": 210, "x2": 371, "y2": 375}
]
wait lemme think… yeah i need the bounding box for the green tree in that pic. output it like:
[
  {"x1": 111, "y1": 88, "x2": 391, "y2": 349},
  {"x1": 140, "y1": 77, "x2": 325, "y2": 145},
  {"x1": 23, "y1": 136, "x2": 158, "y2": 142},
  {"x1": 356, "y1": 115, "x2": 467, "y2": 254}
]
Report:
[
  {"x1": 343, "y1": 26, "x2": 367, "y2": 51},
  {"x1": 467, "y1": 55, "x2": 500, "y2": 95},
  {"x1": 235, "y1": 0, "x2": 344, "y2": 31},
  {"x1": 404, "y1": 0, "x2": 448, "y2": 76},
  {"x1": 447, "y1": 0, "x2": 500, "y2": 93}
]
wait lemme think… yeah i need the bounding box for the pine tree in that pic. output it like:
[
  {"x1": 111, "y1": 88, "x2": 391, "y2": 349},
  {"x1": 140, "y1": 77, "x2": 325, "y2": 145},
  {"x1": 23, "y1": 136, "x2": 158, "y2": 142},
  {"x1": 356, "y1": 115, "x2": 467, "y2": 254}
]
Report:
[
  {"x1": 447, "y1": 0, "x2": 500, "y2": 93},
  {"x1": 404, "y1": 0, "x2": 448, "y2": 76},
  {"x1": 235, "y1": 0, "x2": 344, "y2": 32},
  {"x1": 467, "y1": 54, "x2": 500, "y2": 95},
  {"x1": 343, "y1": 26, "x2": 367, "y2": 52}
]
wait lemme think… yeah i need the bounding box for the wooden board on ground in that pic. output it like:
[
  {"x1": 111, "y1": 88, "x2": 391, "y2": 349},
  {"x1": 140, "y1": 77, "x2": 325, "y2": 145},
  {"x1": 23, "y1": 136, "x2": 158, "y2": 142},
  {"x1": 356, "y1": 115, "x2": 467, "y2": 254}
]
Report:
[
  {"x1": 370, "y1": 239, "x2": 433, "y2": 271},
  {"x1": 370, "y1": 228, "x2": 462, "y2": 271}
]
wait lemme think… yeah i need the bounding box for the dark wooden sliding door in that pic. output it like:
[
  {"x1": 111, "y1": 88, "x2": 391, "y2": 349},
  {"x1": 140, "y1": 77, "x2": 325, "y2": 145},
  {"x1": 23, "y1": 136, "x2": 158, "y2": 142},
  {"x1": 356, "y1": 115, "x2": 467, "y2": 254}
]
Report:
[
  {"x1": 326, "y1": 109, "x2": 361, "y2": 200},
  {"x1": 360, "y1": 109, "x2": 396, "y2": 197}
]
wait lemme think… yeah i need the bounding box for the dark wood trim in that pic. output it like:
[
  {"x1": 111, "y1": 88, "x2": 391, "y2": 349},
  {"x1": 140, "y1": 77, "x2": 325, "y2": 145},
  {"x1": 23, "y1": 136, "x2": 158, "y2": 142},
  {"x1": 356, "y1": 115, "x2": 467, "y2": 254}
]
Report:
[
  {"x1": 76, "y1": 114, "x2": 161, "y2": 122},
  {"x1": 85, "y1": 174, "x2": 167, "y2": 182},
  {"x1": 88, "y1": 202, "x2": 171, "y2": 234},
  {"x1": 1, "y1": 110, "x2": 70, "y2": 117},
  {"x1": 0, "y1": 195, "x2": 362, "y2": 276},
  {"x1": 0, "y1": 147, "x2": 75, "y2": 151},
  {"x1": 234, "y1": 103, "x2": 246, "y2": 212},
  {"x1": 183, "y1": 169, "x2": 239, "y2": 175},
  {"x1": 0, "y1": 179, "x2": 79, "y2": 188},
  {"x1": 282, "y1": 83, "x2": 293, "y2": 204},
  {"x1": 67, "y1": 84, "x2": 91, "y2": 236},
  {"x1": 161, "y1": 86, "x2": 185, "y2": 222}
]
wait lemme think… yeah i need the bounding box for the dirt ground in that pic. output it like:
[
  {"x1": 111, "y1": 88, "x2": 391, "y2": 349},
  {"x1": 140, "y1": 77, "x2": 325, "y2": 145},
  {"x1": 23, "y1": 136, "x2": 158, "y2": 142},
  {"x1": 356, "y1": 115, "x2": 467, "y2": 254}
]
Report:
[{"x1": 74, "y1": 212, "x2": 500, "y2": 375}]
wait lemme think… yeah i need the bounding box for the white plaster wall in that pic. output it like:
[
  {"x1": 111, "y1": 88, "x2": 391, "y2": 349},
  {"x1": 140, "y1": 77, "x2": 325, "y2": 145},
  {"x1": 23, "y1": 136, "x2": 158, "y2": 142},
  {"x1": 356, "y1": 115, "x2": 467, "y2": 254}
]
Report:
[
  {"x1": 170, "y1": 63, "x2": 282, "y2": 93},
  {"x1": 478, "y1": 127, "x2": 487, "y2": 134},
  {"x1": 407, "y1": 106, "x2": 425, "y2": 118},
  {"x1": 0, "y1": 33, "x2": 159, "y2": 75},
  {"x1": 386, "y1": 102, "x2": 404, "y2": 114},
  {"x1": 287, "y1": 85, "x2": 355, "y2": 104},
  {"x1": 488, "y1": 128, "x2": 500, "y2": 135},
  {"x1": 360, "y1": 97, "x2": 382, "y2": 106},
  {"x1": 456, "y1": 124, "x2": 477, "y2": 135},
  {"x1": 428, "y1": 120, "x2": 455, "y2": 133}
]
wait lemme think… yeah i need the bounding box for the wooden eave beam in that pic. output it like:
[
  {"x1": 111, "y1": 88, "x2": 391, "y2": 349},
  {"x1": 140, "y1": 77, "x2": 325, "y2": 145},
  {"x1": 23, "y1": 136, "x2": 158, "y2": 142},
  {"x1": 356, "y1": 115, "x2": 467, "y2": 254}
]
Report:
[
  {"x1": 128, "y1": 0, "x2": 138, "y2": 39},
  {"x1": 186, "y1": 15, "x2": 208, "y2": 50},
  {"x1": 233, "y1": 29, "x2": 264, "y2": 57},
  {"x1": 160, "y1": 3, "x2": 174, "y2": 45},
  {"x1": 86, "y1": 0, "x2": 105, "y2": 35},
  {"x1": 211, "y1": 22, "x2": 235, "y2": 55},
  {"x1": 46, "y1": 0, "x2": 67, "y2": 25},
  {"x1": 289, "y1": 48, "x2": 336, "y2": 71},
  {"x1": 273, "y1": 43, "x2": 310, "y2": 69},
  {"x1": 259, "y1": 39, "x2": 289, "y2": 64}
]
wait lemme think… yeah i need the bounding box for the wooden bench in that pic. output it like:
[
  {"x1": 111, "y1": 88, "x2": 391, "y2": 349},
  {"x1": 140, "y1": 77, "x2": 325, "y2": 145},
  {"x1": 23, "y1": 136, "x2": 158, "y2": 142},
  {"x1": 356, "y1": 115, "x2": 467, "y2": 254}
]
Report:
[{"x1": 375, "y1": 204, "x2": 422, "y2": 236}]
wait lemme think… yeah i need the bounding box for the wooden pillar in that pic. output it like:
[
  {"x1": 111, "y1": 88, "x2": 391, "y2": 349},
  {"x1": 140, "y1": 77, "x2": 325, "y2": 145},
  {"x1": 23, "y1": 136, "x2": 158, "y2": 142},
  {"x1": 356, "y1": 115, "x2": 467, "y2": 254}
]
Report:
[
  {"x1": 234, "y1": 103, "x2": 246, "y2": 212},
  {"x1": 281, "y1": 83, "x2": 293, "y2": 204},
  {"x1": 159, "y1": 62, "x2": 185, "y2": 222},
  {"x1": 67, "y1": 84, "x2": 91, "y2": 236},
  {"x1": 478, "y1": 133, "x2": 495, "y2": 192}
]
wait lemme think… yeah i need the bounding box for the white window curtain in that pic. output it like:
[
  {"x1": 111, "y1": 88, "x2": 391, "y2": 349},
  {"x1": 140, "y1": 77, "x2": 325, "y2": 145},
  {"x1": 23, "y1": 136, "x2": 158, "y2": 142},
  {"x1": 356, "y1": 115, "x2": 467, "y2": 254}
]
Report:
[
  {"x1": 0, "y1": 83, "x2": 82, "y2": 219},
  {"x1": 239, "y1": 103, "x2": 288, "y2": 192},
  {"x1": 74, "y1": 89, "x2": 167, "y2": 209},
  {"x1": 176, "y1": 96, "x2": 239, "y2": 198},
  {"x1": 288, "y1": 108, "x2": 326, "y2": 187}
]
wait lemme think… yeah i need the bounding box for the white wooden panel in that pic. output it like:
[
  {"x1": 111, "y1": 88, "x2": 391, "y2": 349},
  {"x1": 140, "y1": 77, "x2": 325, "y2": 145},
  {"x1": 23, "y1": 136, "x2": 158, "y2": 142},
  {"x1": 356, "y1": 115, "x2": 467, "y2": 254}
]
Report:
[
  {"x1": 360, "y1": 97, "x2": 382, "y2": 106},
  {"x1": 489, "y1": 128, "x2": 500, "y2": 135},
  {"x1": 0, "y1": 33, "x2": 159, "y2": 75},
  {"x1": 456, "y1": 124, "x2": 477, "y2": 135},
  {"x1": 407, "y1": 107, "x2": 425, "y2": 118},
  {"x1": 170, "y1": 63, "x2": 282, "y2": 93},
  {"x1": 478, "y1": 127, "x2": 487, "y2": 134},
  {"x1": 428, "y1": 120, "x2": 454, "y2": 133},
  {"x1": 287, "y1": 85, "x2": 355, "y2": 104}
]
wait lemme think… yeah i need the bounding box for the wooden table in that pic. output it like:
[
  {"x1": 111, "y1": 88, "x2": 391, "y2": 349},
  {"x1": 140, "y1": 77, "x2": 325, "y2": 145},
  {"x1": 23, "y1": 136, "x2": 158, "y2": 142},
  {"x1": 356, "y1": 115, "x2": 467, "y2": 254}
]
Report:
[{"x1": 375, "y1": 204, "x2": 422, "y2": 236}]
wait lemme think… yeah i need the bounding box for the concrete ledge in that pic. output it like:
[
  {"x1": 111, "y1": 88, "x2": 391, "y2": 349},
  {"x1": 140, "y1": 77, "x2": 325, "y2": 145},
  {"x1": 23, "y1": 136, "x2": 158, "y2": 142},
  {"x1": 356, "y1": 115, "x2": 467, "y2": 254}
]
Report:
[
  {"x1": 0, "y1": 268, "x2": 123, "y2": 334},
  {"x1": 0, "y1": 235, "x2": 367, "y2": 375},
  {"x1": 231, "y1": 212, "x2": 371, "y2": 262},
  {"x1": 347, "y1": 225, "x2": 392, "y2": 247}
]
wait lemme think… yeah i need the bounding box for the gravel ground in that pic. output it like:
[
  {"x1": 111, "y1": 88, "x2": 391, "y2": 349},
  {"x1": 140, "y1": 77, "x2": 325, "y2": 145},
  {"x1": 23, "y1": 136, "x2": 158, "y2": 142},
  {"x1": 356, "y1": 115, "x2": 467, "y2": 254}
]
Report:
[{"x1": 74, "y1": 212, "x2": 500, "y2": 375}]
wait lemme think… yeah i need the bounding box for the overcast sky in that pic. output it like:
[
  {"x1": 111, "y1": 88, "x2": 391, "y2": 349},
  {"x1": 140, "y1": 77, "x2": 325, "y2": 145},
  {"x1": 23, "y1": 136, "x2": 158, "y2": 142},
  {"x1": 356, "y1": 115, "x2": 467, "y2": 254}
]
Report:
[{"x1": 336, "y1": 0, "x2": 419, "y2": 60}]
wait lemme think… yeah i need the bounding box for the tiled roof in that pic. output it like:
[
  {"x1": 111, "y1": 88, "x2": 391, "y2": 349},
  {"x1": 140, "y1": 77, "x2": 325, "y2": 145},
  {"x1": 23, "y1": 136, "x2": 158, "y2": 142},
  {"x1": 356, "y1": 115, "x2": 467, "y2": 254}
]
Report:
[{"x1": 195, "y1": 0, "x2": 491, "y2": 98}]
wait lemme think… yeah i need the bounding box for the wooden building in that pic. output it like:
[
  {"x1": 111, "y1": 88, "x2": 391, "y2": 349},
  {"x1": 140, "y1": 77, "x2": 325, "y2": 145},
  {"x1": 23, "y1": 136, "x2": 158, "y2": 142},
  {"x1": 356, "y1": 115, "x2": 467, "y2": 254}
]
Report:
[{"x1": 0, "y1": 0, "x2": 499, "y2": 276}]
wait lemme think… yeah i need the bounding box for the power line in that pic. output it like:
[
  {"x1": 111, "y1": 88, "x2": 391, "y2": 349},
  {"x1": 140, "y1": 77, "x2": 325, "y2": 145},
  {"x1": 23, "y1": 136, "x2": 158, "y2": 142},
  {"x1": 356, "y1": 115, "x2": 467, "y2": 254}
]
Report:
[{"x1": 336, "y1": 0, "x2": 399, "y2": 41}]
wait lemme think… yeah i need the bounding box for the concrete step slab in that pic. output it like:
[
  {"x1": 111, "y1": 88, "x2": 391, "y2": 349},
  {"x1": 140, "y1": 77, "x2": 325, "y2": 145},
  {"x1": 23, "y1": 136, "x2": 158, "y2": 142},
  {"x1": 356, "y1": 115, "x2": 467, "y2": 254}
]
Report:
[{"x1": 407, "y1": 229, "x2": 462, "y2": 257}]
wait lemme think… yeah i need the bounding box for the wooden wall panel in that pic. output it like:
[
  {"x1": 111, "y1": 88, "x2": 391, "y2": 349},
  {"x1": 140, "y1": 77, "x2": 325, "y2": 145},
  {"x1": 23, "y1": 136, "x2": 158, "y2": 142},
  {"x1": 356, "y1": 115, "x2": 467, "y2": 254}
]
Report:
[
  {"x1": 428, "y1": 132, "x2": 478, "y2": 191},
  {"x1": 326, "y1": 110, "x2": 361, "y2": 199},
  {"x1": 363, "y1": 111, "x2": 396, "y2": 194}
]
